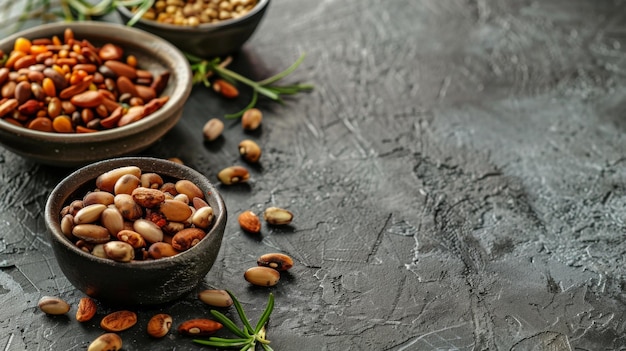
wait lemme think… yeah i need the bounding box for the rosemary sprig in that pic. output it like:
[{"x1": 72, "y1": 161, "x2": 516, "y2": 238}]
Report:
[
  {"x1": 194, "y1": 291, "x2": 275, "y2": 351},
  {"x1": 186, "y1": 53, "x2": 314, "y2": 119}
]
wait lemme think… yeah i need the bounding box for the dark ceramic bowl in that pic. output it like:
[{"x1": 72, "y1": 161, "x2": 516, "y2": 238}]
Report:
[
  {"x1": 0, "y1": 22, "x2": 192, "y2": 167},
  {"x1": 116, "y1": 0, "x2": 270, "y2": 58},
  {"x1": 44, "y1": 157, "x2": 227, "y2": 305}
]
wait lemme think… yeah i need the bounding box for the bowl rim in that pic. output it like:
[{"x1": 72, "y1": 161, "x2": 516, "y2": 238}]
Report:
[
  {"x1": 0, "y1": 21, "x2": 192, "y2": 143},
  {"x1": 116, "y1": 0, "x2": 270, "y2": 32},
  {"x1": 44, "y1": 157, "x2": 226, "y2": 269}
]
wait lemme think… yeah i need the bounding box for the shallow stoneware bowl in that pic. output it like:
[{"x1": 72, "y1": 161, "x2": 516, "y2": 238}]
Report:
[
  {"x1": 117, "y1": 0, "x2": 270, "y2": 58},
  {"x1": 0, "y1": 22, "x2": 192, "y2": 167},
  {"x1": 44, "y1": 157, "x2": 227, "y2": 306}
]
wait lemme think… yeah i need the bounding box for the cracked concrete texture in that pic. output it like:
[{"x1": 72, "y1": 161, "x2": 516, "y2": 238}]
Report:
[{"x1": 2, "y1": 0, "x2": 626, "y2": 350}]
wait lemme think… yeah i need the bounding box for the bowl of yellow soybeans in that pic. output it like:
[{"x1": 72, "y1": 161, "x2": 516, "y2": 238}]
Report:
[{"x1": 117, "y1": 0, "x2": 270, "y2": 58}]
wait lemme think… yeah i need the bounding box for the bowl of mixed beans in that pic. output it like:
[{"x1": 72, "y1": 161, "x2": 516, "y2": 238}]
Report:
[
  {"x1": 117, "y1": 0, "x2": 270, "y2": 58},
  {"x1": 0, "y1": 21, "x2": 192, "y2": 167},
  {"x1": 45, "y1": 156, "x2": 227, "y2": 305}
]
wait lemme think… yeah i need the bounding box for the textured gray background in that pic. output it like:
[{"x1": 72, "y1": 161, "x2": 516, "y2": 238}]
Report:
[{"x1": 1, "y1": 0, "x2": 626, "y2": 350}]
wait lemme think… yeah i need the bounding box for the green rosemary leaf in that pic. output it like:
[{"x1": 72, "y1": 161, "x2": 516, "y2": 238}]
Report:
[
  {"x1": 227, "y1": 290, "x2": 255, "y2": 335},
  {"x1": 193, "y1": 339, "x2": 250, "y2": 348},
  {"x1": 124, "y1": 0, "x2": 154, "y2": 26},
  {"x1": 224, "y1": 90, "x2": 258, "y2": 119},
  {"x1": 256, "y1": 53, "x2": 306, "y2": 86},
  {"x1": 254, "y1": 293, "x2": 274, "y2": 333},
  {"x1": 210, "y1": 310, "x2": 249, "y2": 339}
]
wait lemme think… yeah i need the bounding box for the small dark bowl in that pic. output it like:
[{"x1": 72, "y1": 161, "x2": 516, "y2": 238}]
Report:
[
  {"x1": 117, "y1": 0, "x2": 270, "y2": 58},
  {"x1": 44, "y1": 157, "x2": 227, "y2": 305},
  {"x1": 0, "y1": 22, "x2": 192, "y2": 167}
]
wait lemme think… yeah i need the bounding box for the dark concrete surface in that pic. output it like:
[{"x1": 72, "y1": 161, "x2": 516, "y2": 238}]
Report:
[{"x1": 2, "y1": 0, "x2": 626, "y2": 350}]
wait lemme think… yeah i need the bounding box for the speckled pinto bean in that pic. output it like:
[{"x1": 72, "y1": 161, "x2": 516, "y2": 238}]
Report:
[
  {"x1": 59, "y1": 166, "x2": 214, "y2": 262},
  {"x1": 0, "y1": 28, "x2": 171, "y2": 133}
]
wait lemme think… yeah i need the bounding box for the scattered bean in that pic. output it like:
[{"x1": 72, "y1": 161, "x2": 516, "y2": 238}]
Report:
[
  {"x1": 87, "y1": 333, "x2": 122, "y2": 351},
  {"x1": 100, "y1": 310, "x2": 138, "y2": 332},
  {"x1": 217, "y1": 165, "x2": 249, "y2": 185},
  {"x1": 76, "y1": 297, "x2": 97, "y2": 322},
  {"x1": 244, "y1": 266, "x2": 280, "y2": 287},
  {"x1": 241, "y1": 107, "x2": 262, "y2": 131},
  {"x1": 257, "y1": 253, "x2": 294, "y2": 271},
  {"x1": 263, "y1": 207, "x2": 294, "y2": 225},
  {"x1": 147, "y1": 313, "x2": 173, "y2": 338},
  {"x1": 198, "y1": 289, "x2": 233, "y2": 307},
  {"x1": 238, "y1": 139, "x2": 261, "y2": 163},
  {"x1": 202, "y1": 118, "x2": 224, "y2": 141},
  {"x1": 238, "y1": 210, "x2": 261, "y2": 234},
  {"x1": 38, "y1": 296, "x2": 71, "y2": 315},
  {"x1": 212, "y1": 79, "x2": 239, "y2": 98},
  {"x1": 177, "y1": 318, "x2": 223, "y2": 336}
]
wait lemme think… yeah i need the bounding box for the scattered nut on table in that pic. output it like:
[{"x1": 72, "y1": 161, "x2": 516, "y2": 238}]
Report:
[
  {"x1": 147, "y1": 313, "x2": 173, "y2": 338},
  {"x1": 257, "y1": 253, "x2": 294, "y2": 271},
  {"x1": 87, "y1": 333, "x2": 122, "y2": 351},
  {"x1": 198, "y1": 289, "x2": 233, "y2": 307},
  {"x1": 244, "y1": 266, "x2": 280, "y2": 287},
  {"x1": 37, "y1": 296, "x2": 70, "y2": 315},
  {"x1": 263, "y1": 207, "x2": 294, "y2": 225},
  {"x1": 238, "y1": 210, "x2": 261, "y2": 234}
]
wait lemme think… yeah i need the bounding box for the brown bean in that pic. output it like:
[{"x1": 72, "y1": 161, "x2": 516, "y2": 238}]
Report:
[
  {"x1": 257, "y1": 253, "x2": 294, "y2": 271},
  {"x1": 217, "y1": 166, "x2": 250, "y2": 185},
  {"x1": 148, "y1": 242, "x2": 179, "y2": 259},
  {"x1": 38, "y1": 296, "x2": 71, "y2": 315},
  {"x1": 159, "y1": 199, "x2": 192, "y2": 222},
  {"x1": 140, "y1": 173, "x2": 164, "y2": 189},
  {"x1": 177, "y1": 319, "x2": 223, "y2": 336},
  {"x1": 15, "y1": 81, "x2": 32, "y2": 104},
  {"x1": 72, "y1": 224, "x2": 111, "y2": 244},
  {"x1": 70, "y1": 90, "x2": 103, "y2": 108},
  {"x1": 117, "y1": 105, "x2": 144, "y2": 127},
  {"x1": 104, "y1": 60, "x2": 137, "y2": 79},
  {"x1": 116, "y1": 229, "x2": 146, "y2": 248},
  {"x1": 198, "y1": 289, "x2": 233, "y2": 307},
  {"x1": 114, "y1": 174, "x2": 141, "y2": 195},
  {"x1": 0, "y1": 98, "x2": 18, "y2": 117},
  {"x1": 1, "y1": 81, "x2": 16, "y2": 98},
  {"x1": 244, "y1": 266, "x2": 280, "y2": 287},
  {"x1": 87, "y1": 333, "x2": 122, "y2": 351},
  {"x1": 114, "y1": 194, "x2": 143, "y2": 220},
  {"x1": 131, "y1": 187, "x2": 165, "y2": 208},
  {"x1": 83, "y1": 191, "x2": 115, "y2": 206},
  {"x1": 100, "y1": 310, "x2": 137, "y2": 332},
  {"x1": 238, "y1": 210, "x2": 261, "y2": 234},
  {"x1": 59, "y1": 76, "x2": 94, "y2": 99},
  {"x1": 171, "y1": 227, "x2": 206, "y2": 251},
  {"x1": 26, "y1": 117, "x2": 53, "y2": 132},
  {"x1": 116, "y1": 75, "x2": 138, "y2": 96},
  {"x1": 96, "y1": 166, "x2": 141, "y2": 192},
  {"x1": 76, "y1": 297, "x2": 97, "y2": 322},
  {"x1": 17, "y1": 99, "x2": 39, "y2": 116},
  {"x1": 175, "y1": 179, "x2": 204, "y2": 200},
  {"x1": 147, "y1": 314, "x2": 172, "y2": 338}
]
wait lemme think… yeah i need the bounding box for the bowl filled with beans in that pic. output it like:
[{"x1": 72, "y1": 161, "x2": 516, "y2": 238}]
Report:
[
  {"x1": 0, "y1": 22, "x2": 192, "y2": 167},
  {"x1": 44, "y1": 157, "x2": 227, "y2": 305},
  {"x1": 117, "y1": 0, "x2": 270, "y2": 58}
]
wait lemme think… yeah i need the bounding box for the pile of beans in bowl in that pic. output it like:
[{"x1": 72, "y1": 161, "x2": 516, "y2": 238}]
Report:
[
  {"x1": 0, "y1": 28, "x2": 170, "y2": 133},
  {"x1": 137, "y1": 0, "x2": 258, "y2": 26},
  {"x1": 59, "y1": 166, "x2": 215, "y2": 262}
]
